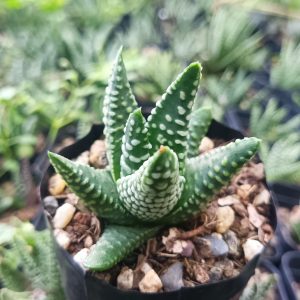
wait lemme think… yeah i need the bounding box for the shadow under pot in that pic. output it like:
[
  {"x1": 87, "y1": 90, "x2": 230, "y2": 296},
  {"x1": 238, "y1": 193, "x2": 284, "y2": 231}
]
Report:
[
  {"x1": 281, "y1": 251, "x2": 300, "y2": 300},
  {"x1": 39, "y1": 120, "x2": 277, "y2": 300}
]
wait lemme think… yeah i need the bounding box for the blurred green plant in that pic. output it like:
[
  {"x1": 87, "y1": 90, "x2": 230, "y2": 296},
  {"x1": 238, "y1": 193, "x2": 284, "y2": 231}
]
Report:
[
  {"x1": 260, "y1": 134, "x2": 300, "y2": 184},
  {"x1": 250, "y1": 99, "x2": 300, "y2": 143},
  {"x1": 205, "y1": 70, "x2": 253, "y2": 111},
  {"x1": 270, "y1": 40, "x2": 300, "y2": 90},
  {"x1": 197, "y1": 8, "x2": 267, "y2": 73},
  {"x1": 0, "y1": 221, "x2": 65, "y2": 300},
  {"x1": 239, "y1": 272, "x2": 276, "y2": 300},
  {"x1": 250, "y1": 99, "x2": 300, "y2": 183}
]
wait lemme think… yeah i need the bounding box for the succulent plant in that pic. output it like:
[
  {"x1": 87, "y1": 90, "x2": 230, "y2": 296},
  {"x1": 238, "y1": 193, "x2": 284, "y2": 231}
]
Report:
[{"x1": 48, "y1": 48, "x2": 260, "y2": 271}]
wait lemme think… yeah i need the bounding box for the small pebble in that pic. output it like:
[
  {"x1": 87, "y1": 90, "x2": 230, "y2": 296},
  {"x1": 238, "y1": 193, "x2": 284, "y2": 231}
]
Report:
[
  {"x1": 117, "y1": 267, "x2": 134, "y2": 290},
  {"x1": 76, "y1": 151, "x2": 90, "y2": 165},
  {"x1": 139, "y1": 269, "x2": 163, "y2": 293},
  {"x1": 243, "y1": 239, "x2": 264, "y2": 261},
  {"x1": 216, "y1": 206, "x2": 235, "y2": 233},
  {"x1": 209, "y1": 267, "x2": 223, "y2": 282},
  {"x1": 54, "y1": 229, "x2": 71, "y2": 249},
  {"x1": 73, "y1": 248, "x2": 90, "y2": 270},
  {"x1": 48, "y1": 174, "x2": 66, "y2": 196},
  {"x1": 43, "y1": 196, "x2": 58, "y2": 215},
  {"x1": 53, "y1": 203, "x2": 76, "y2": 229},
  {"x1": 199, "y1": 137, "x2": 214, "y2": 153},
  {"x1": 223, "y1": 230, "x2": 240, "y2": 257},
  {"x1": 160, "y1": 262, "x2": 184, "y2": 291},
  {"x1": 89, "y1": 140, "x2": 107, "y2": 168},
  {"x1": 84, "y1": 235, "x2": 94, "y2": 248},
  {"x1": 195, "y1": 233, "x2": 229, "y2": 257},
  {"x1": 140, "y1": 262, "x2": 152, "y2": 274}
]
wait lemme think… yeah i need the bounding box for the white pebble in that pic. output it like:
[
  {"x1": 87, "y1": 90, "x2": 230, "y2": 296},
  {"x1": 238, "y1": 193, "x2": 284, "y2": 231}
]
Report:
[
  {"x1": 73, "y1": 248, "x2": 90, "y2": 270},
  {"x1": 117, "y1": 267, "x2": 134, "y2": 290},
  {"x1": 243, "y1": 239, "x2": 264, "y2": 261},
  {"x1": 53, "y1": 203, "x2": 76, "y2": 229},
  {"x1": 54, "y1": 229, "x2": 71, "y2": 249},
  {"x1": 216, "y1": 206, "x2": 235, "y2": 234},
  {"x1": 139, "y1": 269, "x2": 163, "y2": 293}
]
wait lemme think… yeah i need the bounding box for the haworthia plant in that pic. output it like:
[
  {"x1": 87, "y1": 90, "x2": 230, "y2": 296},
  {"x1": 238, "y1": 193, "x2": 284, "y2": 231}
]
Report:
[{"x1": 48, "y1": 48, "x2": 261, "y2": 271}]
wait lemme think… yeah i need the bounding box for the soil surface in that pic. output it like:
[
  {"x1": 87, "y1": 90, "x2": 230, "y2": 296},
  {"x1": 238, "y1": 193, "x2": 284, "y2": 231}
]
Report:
[{"x1": 43, "y1": 137, "x2": 274, "y2": 293}]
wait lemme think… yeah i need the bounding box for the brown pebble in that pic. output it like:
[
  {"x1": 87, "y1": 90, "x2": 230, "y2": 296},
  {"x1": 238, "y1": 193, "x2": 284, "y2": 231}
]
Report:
[
  {"x1": 84, "y1": 235, "x2": 94, "y2": 248},
  {"x1": 48, "y1": 174, "x2": 66, "y2": 196}
]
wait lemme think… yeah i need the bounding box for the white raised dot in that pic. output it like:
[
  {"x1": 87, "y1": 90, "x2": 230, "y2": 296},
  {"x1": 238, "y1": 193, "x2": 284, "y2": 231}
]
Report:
[
  {"x1": 165, "y1": 114, "x2": 172, "y2": 122},
  {"x1": 180, "y1": 91, "x2": 186, "y2": 100},
  {"x1": 177, "y1": 106, "x2": 186, "y2": 115},
  {"x1": 175, "y1": 119, "x2": 185, "y2": 126},
  {"x1": 187, "y1": 101, "x2": 193, "y2": 109},
  {"x1": 159, "y1": 124, "x2": 166, "y2": 130},
  {"x1": 191, "y1": 89, "x2": 197, "y2": 96},
  {"x1": 177, "y1": 130, "x2": 187, "y2": 137},
  {"x1": 131, "y1": 139, "x2": 140, "y2": 146},
  {"x1": 167, "y1": 129, "x2": 174, "y2": 135}
]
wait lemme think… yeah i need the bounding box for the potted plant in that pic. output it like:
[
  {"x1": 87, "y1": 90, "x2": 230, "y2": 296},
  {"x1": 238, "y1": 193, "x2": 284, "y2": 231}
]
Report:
[
  {"x1": 41, "y1": 48, "x2": 275, "y2": 300},
  {"x1": 281, "y1": 251, "x2": 300, "y2": 300}
]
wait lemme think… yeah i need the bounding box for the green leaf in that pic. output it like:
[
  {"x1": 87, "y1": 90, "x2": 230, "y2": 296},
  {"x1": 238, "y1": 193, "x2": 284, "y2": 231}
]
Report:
[
  {"x1": 117, "y1": 146, "x2": 185, "y2": 222},
  {"x1": 48, "y1": 152, "x2": 137, "y2": 225},
  {"x1": 161, "y1": 137, "x2": 260, "y2": 224},
  {"x1": 186, "y1": 107, "x2": 212, "y2": 158},
  {"x1": 120, "y1": 108, "x2": 151, "y2": 177},
  {"x1": 103, "y1": 47, "x2": 138, "y2": 181},
  {"x1": 147, "y1": 62, "x2": 202, "y2": 172},
  {"x1": 84, "y1": 225, "x2": 160, "y2": 271}
]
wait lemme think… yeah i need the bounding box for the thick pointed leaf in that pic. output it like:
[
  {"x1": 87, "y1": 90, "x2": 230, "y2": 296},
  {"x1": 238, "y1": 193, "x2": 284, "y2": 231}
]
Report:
[
  {"x1": 186, "y1": 107, "x2": 212, "y2": 158},
  {"x1": 84, "y1": 225, "x2": 160, "y2": 271},
  {"x1": 147, "y1": 62, "x2": 202, "y2": 172},
  {"x1": 120, "y1": 108, "x2": 151, "y2": 177},
  {"x1": 117, "y1": 146, "x2": 185, "y2": 222},
  {"x1": 48, "y1": 152, "x2": 137, "y2": 225},
  {"x1": 161, "y1": 137, "x2": 260, "y2": 224},
  {"x1": 103, "y1": 47, "x2": 138, "y2": 181}
]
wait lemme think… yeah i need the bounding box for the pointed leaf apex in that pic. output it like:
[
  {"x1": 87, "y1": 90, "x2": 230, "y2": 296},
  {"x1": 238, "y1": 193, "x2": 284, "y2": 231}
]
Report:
[
  {"x1": 117, "y1": 45, "x2": 124, "y2": 55},
  {"x1": 186, "y1": 62, "x2": 202, "y2": 77},
  {"x1": 48, "y1": 151, "x2": 62, "y2": 165},
  {"x1": 159, "y1": 145, "x2": 168, "y2": 153},
  {"x1": 132, "y1": 107, "x2": 142, "y2": 115}
]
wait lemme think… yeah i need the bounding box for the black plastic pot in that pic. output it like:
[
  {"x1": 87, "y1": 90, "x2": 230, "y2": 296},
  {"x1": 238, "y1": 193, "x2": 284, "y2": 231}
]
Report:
[
  {"x1": 261, "y1": 226, "x2": 283, "y2": 267},
  {"x1": 38, "y1": 120, "x2": 277, "y2": 300},
  {"x1": 259, "y1": 259, "x2": 289, "y2": 300},
  {"x1": 224, "y1": 108, "x2": 250, "y2": 134},
  {"x1": 281, "y1": 251, "x2": 300, "y2": 300},
  {"x1": 269, "y1": 182, "x2": 300, "y2": 252}
]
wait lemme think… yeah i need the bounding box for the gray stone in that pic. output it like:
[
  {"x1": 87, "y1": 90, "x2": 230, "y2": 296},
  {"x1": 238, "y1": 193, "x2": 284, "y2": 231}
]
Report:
[
  {"x1": 195, "y1": 233, "x2": 229, "y2": 258},
  {"x1": 43, "y1": 196, "x2": 58, "y2": 215},
  {"x1": 209, "y1": 267, "x2": 223, "y2": 282},
  {"x1": 160, "y1": 262, "x2": 184, "y2": 291},
  {"x1": 223, "y1": 230, "x2": 240, "y2": 257}
]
